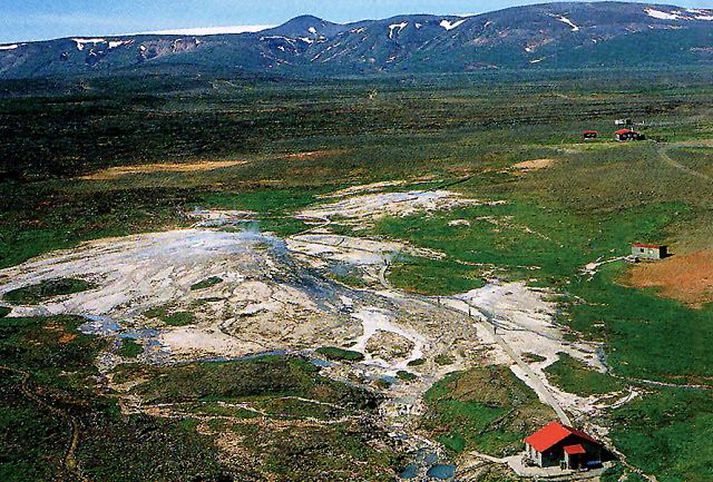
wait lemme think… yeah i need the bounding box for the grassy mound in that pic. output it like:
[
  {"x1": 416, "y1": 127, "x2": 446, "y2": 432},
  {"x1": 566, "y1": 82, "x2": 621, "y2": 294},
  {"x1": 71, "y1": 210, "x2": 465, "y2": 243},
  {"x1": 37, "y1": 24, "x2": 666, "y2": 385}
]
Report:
[
  {"x1": 144, "y1": 305, "x2": 196, "y2": 327},
  {"x1": 3, "y1": 279, "x2": 94, "y2": 305},
  {"x1": 396, "y1": 370, "x2": 417, "y2": 382},
  {"x1": 609, "y1": 388, "x2": 713, "y2": 482},
  {"x1": 118, "y1": 339, "x2": 143, "y2": 358},
  {"x1": 117, "y1": 355, "x2": 377, "y2": 410},
  {"x1": 422, "y1": 365, "x2": 555, "y2": 456},
  {"x1": 189, "y1": 277, "x2": 223, "y2": 291},
  {"x1": 545, "y1": 353, "x2": 624, "y2": 396},
  {"x1": 315, "y1": 347, "x2": 365, "y2": 362}
]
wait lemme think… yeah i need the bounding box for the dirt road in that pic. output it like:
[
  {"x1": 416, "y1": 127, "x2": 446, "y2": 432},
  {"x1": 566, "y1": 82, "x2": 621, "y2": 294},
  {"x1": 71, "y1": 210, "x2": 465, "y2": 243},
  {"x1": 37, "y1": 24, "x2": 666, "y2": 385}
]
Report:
[{"x1": 658, "y1": 141, "x2": 712, "y2": 182}]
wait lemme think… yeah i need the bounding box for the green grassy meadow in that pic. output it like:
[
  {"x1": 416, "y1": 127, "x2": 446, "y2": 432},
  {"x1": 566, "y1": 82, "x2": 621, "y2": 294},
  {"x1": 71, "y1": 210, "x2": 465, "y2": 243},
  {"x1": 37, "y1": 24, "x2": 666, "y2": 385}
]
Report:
[
  {"x1": 3, "y1": 278, "x2": 94, "y2": 305},
  {"x1": 315, "y1": 346, "x2": 366, "y2": 362},
  {"x1": 545, "y1": 353, "x2": 624, "y2": 396},
  {"x1": 422, "y1": 366, "x2": 555, "y2": 456},
  {"x1": 608, "y1": 388, "x2": 713, "y2": 482},
  {"x1": 0, "y1": 316, "x2": 228, "y2": 481}
]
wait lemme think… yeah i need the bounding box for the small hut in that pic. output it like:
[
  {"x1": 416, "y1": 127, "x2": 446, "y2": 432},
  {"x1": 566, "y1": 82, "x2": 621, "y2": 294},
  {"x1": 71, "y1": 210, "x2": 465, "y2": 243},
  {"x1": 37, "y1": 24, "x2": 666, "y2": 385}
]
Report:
[
  {"x1": 631, "y1": 243, "x2": 667, "y2": 260},
  {"x1": 524, "y1": 421, "x2": 604, "y2": 470}
]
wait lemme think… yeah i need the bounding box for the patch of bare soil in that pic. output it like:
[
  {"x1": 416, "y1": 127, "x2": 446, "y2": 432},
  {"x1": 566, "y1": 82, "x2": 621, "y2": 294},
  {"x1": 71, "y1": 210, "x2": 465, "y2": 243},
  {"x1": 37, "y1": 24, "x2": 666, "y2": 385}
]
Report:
[
  {"x1": 511, "y1": 158, "x2": 556, "y2": 172},
  {"x1": 79, "y1": 160, "x2": 245, "y2": 180},
  {"x1": 320, "y1": 180, "x2": 410, "y2": 198},
  {"x1": 626, "y1": 250, "x2": 713, "y2": 307},
  {"x1": 281, "y1": 149, "x2": 348, "y2": 160},
  {"x1": 59, "y1": 332, "x2": 78, "y2": 344},
  {"x1": 300, "y1": 190, "x2": 487, "y2": 224},
  {"x1": 44, "y1": 323, "x2": 78, "y2": 344}
]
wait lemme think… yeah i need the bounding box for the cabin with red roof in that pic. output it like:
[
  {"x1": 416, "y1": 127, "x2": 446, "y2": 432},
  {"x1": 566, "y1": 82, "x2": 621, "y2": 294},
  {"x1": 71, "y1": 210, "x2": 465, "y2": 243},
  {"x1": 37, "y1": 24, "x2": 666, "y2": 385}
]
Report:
[
  {"x1": 582, "y1": 130, "x2": 598, "y2": 140},
  {"x1": 614, "y1": 128, "x2": 644, "y2": 141},
  {"x1": 524, "y1": 421, "x2": 604, "y2": 470},
  {"x1": 631, "y1": 243, "x2": 667, "y2": 260}
]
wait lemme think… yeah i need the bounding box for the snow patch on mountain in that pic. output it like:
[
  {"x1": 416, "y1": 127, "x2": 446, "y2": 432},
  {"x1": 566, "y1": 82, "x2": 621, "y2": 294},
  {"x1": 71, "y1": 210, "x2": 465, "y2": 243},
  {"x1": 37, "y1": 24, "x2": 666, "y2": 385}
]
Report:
[
  {"x1": 388, "y1": 22, "x2": 408, "y2": 39},
  {"x1": 260, "y1": 35, "x2": 296, "y2": 45},
  {"x1": 108, "y1": 40, "x2": 132, "y2": 49},
  {"x1": 555, "y1": 15, "x2": 580, "y2": 31},
  {"x1": 0, "y1": 44, "x2": 19, "y2": 51},
  {"x1": 139, "y1": 25, "x2": 274, "y2": 36},
  {"x1": 645, "y1": 8, "x2": 681, "y2": 20},
  {"x1": 308, "y1": 27, "x2": 317, "y2": 34},
  {"x1": 685, "y1": 8, "x2": 713, "y2": 19},
  {"x1": 440, "y1": 19, "x2": 468, "y2": 30},
  {"x1": 72, "y1": 38, "x2": 106, "y2": 51}
]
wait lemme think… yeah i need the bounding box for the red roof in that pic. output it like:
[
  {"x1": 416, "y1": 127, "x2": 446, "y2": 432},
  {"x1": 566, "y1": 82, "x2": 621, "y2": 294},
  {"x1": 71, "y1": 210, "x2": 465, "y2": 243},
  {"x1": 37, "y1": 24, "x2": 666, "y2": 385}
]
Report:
[
  {"x1": 615, "y1": 128, "x2": 635, "y2": 135},
  {"x1": 524, "y1": 421, "x2": 599, "y2": 453},
  {"x1": 633, "y1": 243, "x2": 662, "y2": 249},
  {"x1": 583, "y1": 130, "x2": 598, "y2": 135},
  {"x1": 564, "y1": 444, "x2": 587, "y2": 455}
]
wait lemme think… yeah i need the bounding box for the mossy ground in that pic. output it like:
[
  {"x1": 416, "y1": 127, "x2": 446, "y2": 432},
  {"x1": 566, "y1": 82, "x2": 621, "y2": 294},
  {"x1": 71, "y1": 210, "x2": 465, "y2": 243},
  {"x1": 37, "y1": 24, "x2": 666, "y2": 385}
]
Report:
[
  {"x1": 0, "y1": 316, "x2": 227, "y2": 481},
  {"x1": 422, "y1": 366, "x2": 555, "y2": 457},
  {"x1": 3, "y1": 278, "x2": 94, "y2": 305},
  {"x1": 0, "y1": 316, "x2": 397, "y2": 480},
  {"x1": 315, "y1": 347, "x2": 365, "y2": 362},
  {"x1": 545, "y1": 353, "x2": 624, "y2": 396},
  {"x1": 189, "y1": 276, "x2": 223, "y2": 291},
  {"x1": 117, "y1": 339, "x2": 143, "y2": 358},
  {"x1": 143, "y1": 305, "x2": 196, "y2": 327}
]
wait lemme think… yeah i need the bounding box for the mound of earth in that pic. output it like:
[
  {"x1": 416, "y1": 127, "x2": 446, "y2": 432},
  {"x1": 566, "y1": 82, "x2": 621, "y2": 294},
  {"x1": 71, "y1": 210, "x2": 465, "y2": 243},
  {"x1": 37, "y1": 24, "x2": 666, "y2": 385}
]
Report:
[{"x1": 365, "y1": 330, "x2": 415, "y2": 361}]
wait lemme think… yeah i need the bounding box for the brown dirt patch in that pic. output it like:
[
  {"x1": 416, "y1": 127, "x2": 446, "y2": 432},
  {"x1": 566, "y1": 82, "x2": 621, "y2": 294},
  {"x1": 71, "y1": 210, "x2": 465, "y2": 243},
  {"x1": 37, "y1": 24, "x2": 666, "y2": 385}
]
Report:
[
  {"x1": 627, "y1": 250, "x2": 713, "y2": 308},
  {"x1": 44, "y1": 323, "x2": 78, "y2": 344},
  {"x1": 80, "y1": 160, "x2": 246, "y2": 180},
  {"x1": 282, "y1": 149, "x2": 348, "y2": 160},
  {"x1": 59, "y1": 333, "x2": 78, "y2": 344},
  {"x1": 512, "y1": 159, "x2": 556, "y2": 171}
]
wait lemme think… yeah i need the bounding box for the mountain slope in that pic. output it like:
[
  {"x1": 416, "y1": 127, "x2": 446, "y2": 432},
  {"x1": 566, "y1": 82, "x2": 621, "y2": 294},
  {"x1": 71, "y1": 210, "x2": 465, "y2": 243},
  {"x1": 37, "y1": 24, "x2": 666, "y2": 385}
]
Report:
[{"x1": 1, "y1": 2, "x2": 711, "y2": 78}]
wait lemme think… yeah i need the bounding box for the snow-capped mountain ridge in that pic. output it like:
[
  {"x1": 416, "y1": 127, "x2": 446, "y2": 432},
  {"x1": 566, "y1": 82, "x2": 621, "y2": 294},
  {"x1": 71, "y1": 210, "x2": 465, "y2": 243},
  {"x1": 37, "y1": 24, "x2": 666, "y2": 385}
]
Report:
[{"x1": 1, "y1": 2, "x2": 711, "y2": 79}]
